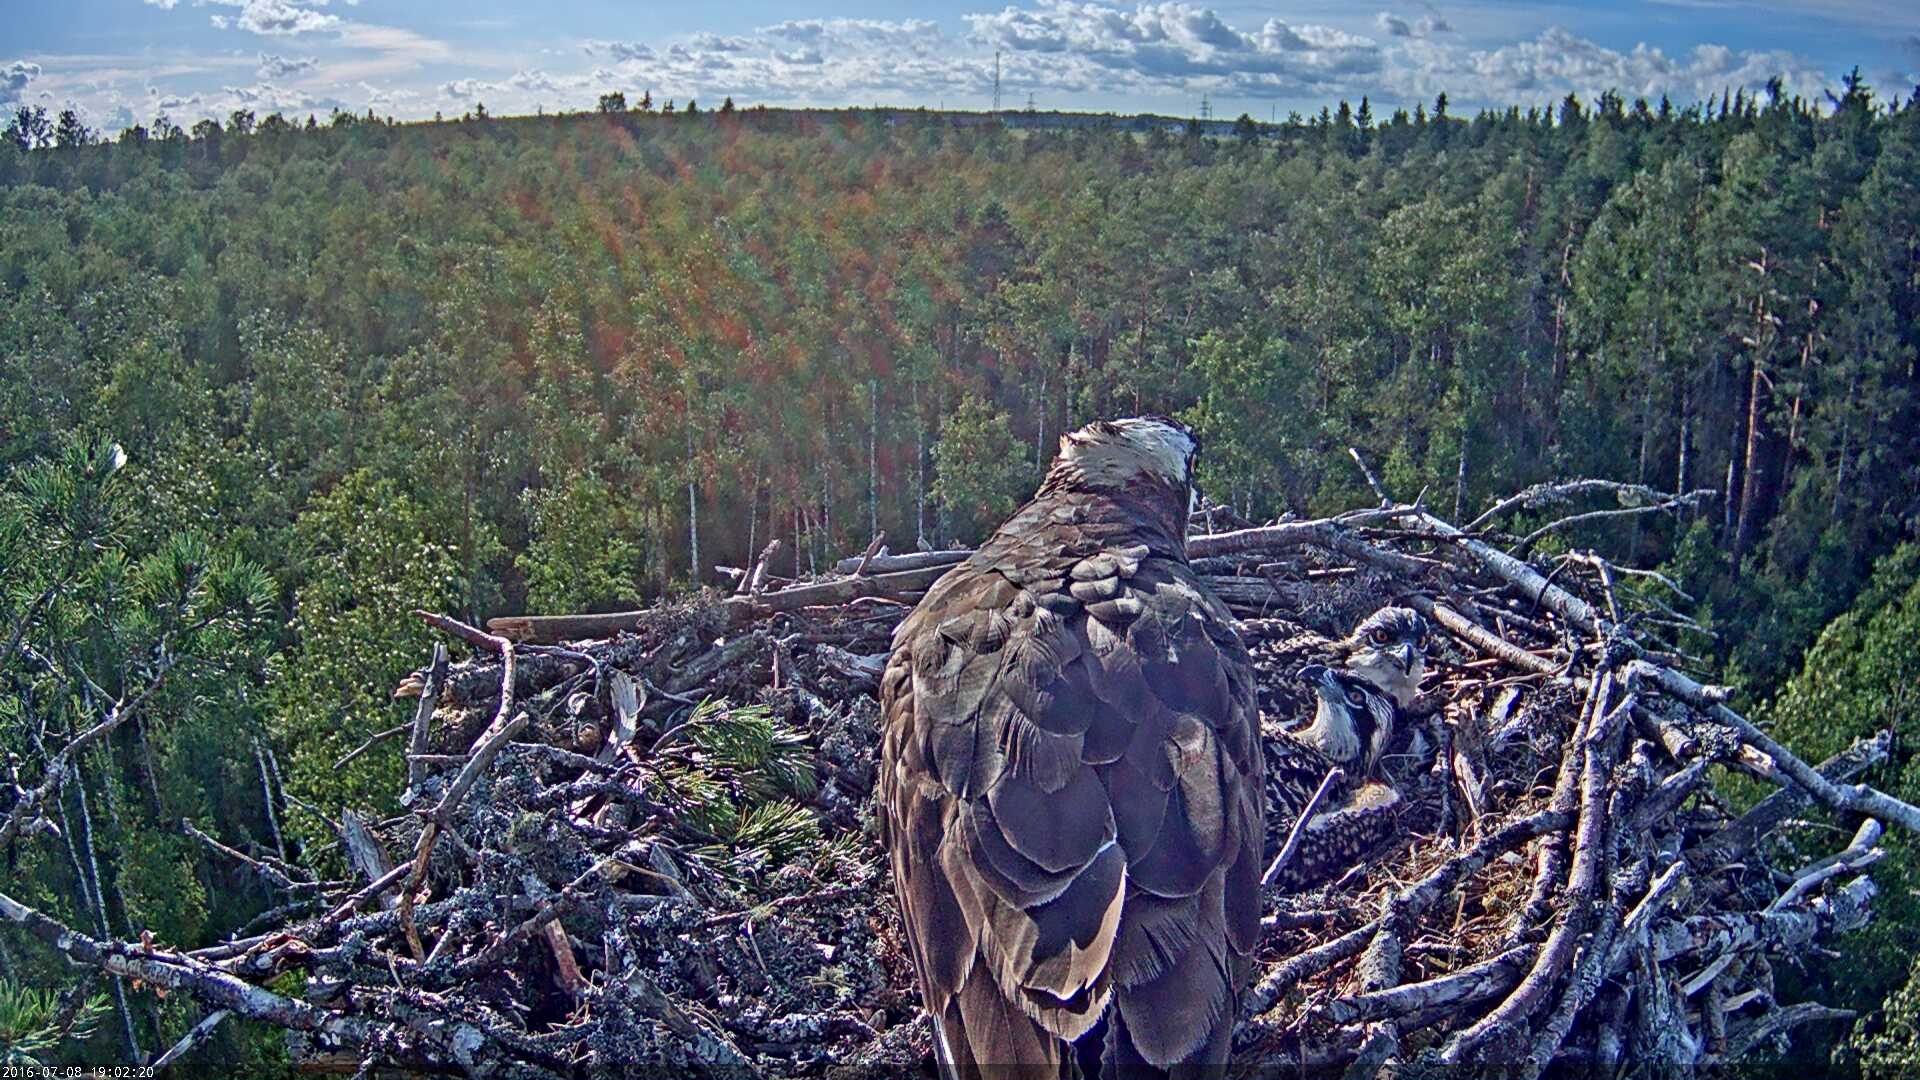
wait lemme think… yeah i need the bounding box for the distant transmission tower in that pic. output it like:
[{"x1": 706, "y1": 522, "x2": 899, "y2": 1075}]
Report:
[
  {"x1": 993, "y1": 51, "x2": 1002, "y2": 111},
  {"x1": 1200, "y1": 93, "x2": 1212, "y2": 121},
  {"x1": 1026, "y1": 91, "x2": 1036, "y2": 112}
]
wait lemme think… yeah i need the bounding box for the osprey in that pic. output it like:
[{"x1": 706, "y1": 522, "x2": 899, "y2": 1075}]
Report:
[
  {"x1": 1262, "y1": 664, "x2": 1404, "y2": 890},
  {"x1": 1249, "y1": 607, "x2": 1431, "y2": 720},
  {"x1": 878, "y1": 417, "x2": 1263, "y2": 1077}
]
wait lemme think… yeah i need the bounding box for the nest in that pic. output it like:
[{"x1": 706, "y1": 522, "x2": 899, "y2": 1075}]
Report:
[{"x1": 11, "y1": 483, "x2": 1910, "y2": 1078}]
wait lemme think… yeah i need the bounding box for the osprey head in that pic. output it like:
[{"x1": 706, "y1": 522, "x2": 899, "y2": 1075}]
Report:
[
  {"x1": 1039, "y1": 416, "x2": 1198, "y2": 535},
  {"x1": 1296, "y1": 663, "x2": 1398, "y2": 773},
  {"x1": 1342, "y1": 606, "x2": 1429, "y2": 709}
]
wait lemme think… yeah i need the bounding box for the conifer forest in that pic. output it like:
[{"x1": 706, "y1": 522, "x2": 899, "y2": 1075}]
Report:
[{"x1": 3, "y1": 78, "x2": 1920, "y2": 1071}]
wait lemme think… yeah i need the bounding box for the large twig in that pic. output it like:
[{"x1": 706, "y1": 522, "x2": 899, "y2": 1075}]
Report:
[
  {"x1": 1511, "y1": 489, "x2": 1715, "y2": 556},
  {"x1": 406, "y1": 642, "x2": 449, "y2": 790},
  {"x1": 0, "y1": 890, "x2": 371, "y2": 1047},
  {"x1": 152, "y1": 1007, "x2": 232, "y2": 1070},
  {"x1": 1443, "y1": 677, "x2": 1633, "y2": 1064},
  {"x1": 1627, "y1": 661, "x2": 1920, "y2": 835},
  {"x1": 395, "y1": 625, "x2": 520, "y2": 957},
  {"x1": 0, "y1": 660, "x2": 176, "y2": 848},
  {"x1": 1263, "y1": 767, "x2": 1346, "y2": 886}
]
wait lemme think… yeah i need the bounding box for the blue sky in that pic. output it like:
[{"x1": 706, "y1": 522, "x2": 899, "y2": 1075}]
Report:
[{"x1": 6, "y1": 0, "x2": 1918, "y2": 133}]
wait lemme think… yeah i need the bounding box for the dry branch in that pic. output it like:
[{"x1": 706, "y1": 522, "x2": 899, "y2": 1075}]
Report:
[{"x1": 17, "y1": 485, "x2": 1911, "y2": 1077}]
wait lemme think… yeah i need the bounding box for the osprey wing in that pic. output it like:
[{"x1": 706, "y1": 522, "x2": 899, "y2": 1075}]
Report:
[{"x1": 878, "y1": 541, "x2": 1262, "y2": 1074}]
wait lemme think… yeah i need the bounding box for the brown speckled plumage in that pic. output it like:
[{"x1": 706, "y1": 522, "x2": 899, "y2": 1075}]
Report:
[{"x1": 877, "y1": 418, "x2": 1263, "y2": 1078}]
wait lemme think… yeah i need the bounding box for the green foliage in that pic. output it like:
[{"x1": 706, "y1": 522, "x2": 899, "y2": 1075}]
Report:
[
  {"x1": 1743, "y1": 545, "x2": 1920, "y2": 1054},
  {"x1": 658, "y1": 700, "x2": 821, "y2": 880},
  {"x1": 932, "y1": 394, "x2": 1031, "y2": 542},
  {"x1": 516, "y1": 472, "x2": 645, "y2": 613},
  {"x1": 0, "y1": 979, "x2": 108, "y2": 1065},
  {"x1": 270, "y1": 469, "x2": 475, "y2": 856},
  {"x1": 0, "y1": 435, "x2": 274, "y2": 1058},
  {"x1": 4, "y1": 93, "x2": 1920, "y2": 1063}
]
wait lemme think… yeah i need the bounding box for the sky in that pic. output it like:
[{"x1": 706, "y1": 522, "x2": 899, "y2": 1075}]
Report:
[{"x1": 5, "y1": 0, "x2": 1919, "y2": 134}]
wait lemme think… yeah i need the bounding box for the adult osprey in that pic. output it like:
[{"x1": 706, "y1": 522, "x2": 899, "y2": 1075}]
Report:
[{"x1": 878, "y1": 417, "x2": 1263, "y2": 1078}]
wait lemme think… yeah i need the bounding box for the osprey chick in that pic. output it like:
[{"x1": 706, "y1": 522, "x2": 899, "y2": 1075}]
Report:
[
  {"x1": 1262, "y1": 665, "x2": 1405, "y2": 890},
  {"x1": 878, "y1": 417, "x2": 1263, "y2": 1078},
  {"x1": 1249, "y1": 606, "x2": 1430, "y2": 722}
]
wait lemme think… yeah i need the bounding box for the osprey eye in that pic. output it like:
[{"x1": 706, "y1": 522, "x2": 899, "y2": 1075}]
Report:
[
  {"x1": 1347, "y1": 689, "x2": 1366, "y2": 706},
  {"x1": 1370, "y1": 629, "x2": 1389, "y2": 645}
]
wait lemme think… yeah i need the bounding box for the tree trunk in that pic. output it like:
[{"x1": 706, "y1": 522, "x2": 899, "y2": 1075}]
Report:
[
  {"x1": 1453, "y1": 438, "x2": 1468, "y2": 523},
  {"x1": 684, "y1": 420, "x2": 700, "y2": 583},
  {"x1": 1733, "y1": 359, "x2": 1769, "y2": 561},
  {"x1": 868, "y1": 380, "x2": 879, "y2": 540},
  {"x1": 912, "y1": 381, "x2": 928, "y2": 549},
  {"x1": 74, "y1": 759, "x2": 141, "y2": 1060},
  {"x1": 1035, "y1": 369, "x2": 1048, "y2": 476},
  {"x1": 1676, "y1": 380, "x2": 1693, "y2": 497},
  {"x1": 254, "y1": 740, "x2": 286, "y2": 862},
  {"x1": 1634, "y1": 381, "x2": 1654, "y2": 554},
  {"x1": 1832, "y1": 372, "x2": 1856, "y2": 522}
]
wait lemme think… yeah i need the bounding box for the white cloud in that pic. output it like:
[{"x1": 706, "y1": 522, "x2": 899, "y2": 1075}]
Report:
[
  {"x1": 231, "y1": 0, "x2": 340, "y2": 36},
  {"x1": 1395, "y1": 26, "x2": 1833, "y2": 106},
  {"x1": 257, "y1": 52, "x2": 318, "y2": 79},
  {"x1": 142, "y1": 0, "x2": 180, "y2": 8},
  {"x1": 686, "y1": 33, "x2": 751, "y2": 53},
  {"x1": 1376, "y1": 12, "x2": 1451, "y2": 40},
  {"x1": 507, "y1": 69, "x2": 559, "y2": 93},
  {"x1": 2, "y1": 60, "x2": 41, "y2": 103},
  {"x1": 964, "y1": 2, "x2": 1382, "y2": 94},
  {"x1": 33, "y1": 0, "x2": 1859, "y2": 134},
  {"x1": 584, "y1": 40, "x2": 656, "y2": 63}
]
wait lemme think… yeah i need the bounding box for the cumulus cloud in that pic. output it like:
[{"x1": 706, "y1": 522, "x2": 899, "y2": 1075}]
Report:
[
  {"x1": 2, "y1": 60, "x2": 41, "y2": 103},
  {"x1": 1399, "y1": 26, "x2": 1832, "y2": 105},
  {"x1": 1376, "y1": 12, "x2": 1452, "y2": 39},
  {"x1": 142, "y1": 0, "x2": 180, "y2": 8},
  {"x1": 258, "y1": 52, "x2": 318, "y2": 79},
  {"x1": 233, "y1": 0, "x2": 340, "y2": 36},
  {"x1": 193, "y1": 0, "x2": 340, "y2": 35},
  {"x1": 61, "y1": 0, "x2": 1855, "y2": 133},
  {"x1": 584, "y1": 40, "x2": 656, "y2": 63},
  {"x1": 507, "y1": 69, "x2": 560, "y2": 93},
  {"x1": 964, "y1": 2, "x2": 1381, "y2": 93},
  {"x1": 686, "y1": 33, "x2": 751, "y2": 53}
]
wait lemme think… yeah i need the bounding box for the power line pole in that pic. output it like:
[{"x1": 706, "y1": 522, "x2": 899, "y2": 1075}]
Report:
[
  {"x1": 1200, "y1": 93, "x2": 1211, "y2": 121},
  {"x1": 993, "y1": 51, "x2": 1002, "y2": 112}
]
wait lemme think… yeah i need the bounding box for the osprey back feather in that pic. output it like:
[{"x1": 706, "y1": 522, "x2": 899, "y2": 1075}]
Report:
[{"x1": 876, "y1": 417, "x2": 1264, "y2": 1078}]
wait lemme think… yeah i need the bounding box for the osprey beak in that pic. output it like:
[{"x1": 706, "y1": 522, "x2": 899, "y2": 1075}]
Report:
[
  {"x1": 1395, "y1": 642, "x2": 1416, "y2": 672},
  {"x1": 1298, "y1": 664, "x2": 1341, "y2": 698}
]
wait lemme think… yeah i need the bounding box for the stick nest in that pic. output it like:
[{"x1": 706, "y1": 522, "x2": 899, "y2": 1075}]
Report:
[{"x1": 143, "y1": 492, "x2": 1912, "y2": 1077}]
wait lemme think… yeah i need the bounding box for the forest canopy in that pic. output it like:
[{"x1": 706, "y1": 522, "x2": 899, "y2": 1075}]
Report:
[{"x1": 2, "y1": 76, "x2": 1918, "y2": 1066}]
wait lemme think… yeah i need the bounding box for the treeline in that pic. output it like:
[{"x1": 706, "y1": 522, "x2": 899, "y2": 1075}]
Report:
[{"x1": 2, "y1": 78, "x2": 1917, "y2": 1063}]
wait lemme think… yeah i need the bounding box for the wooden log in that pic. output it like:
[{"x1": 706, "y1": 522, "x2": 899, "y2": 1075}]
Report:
[
  {"x1": 719, "y1": 564, "x2": 954, "y2": 623},
  {"x1": 1407, "y1": 595, "x2": 1560, "y2": 675},
  {"x1": 830, "y1": 549, "x2": 970, "y2": 575},
  {"x1": 1686, "y1": 732, "x2": 1890, "y2": 870},
  {"x1": 488, "y1": 610, "x2": 645, "y2": 643},
  {"x1": 339, "y1": 810, "x2": 397, "y2": 912},
  {"x1": 407, "y1": 642, "x2": 448, "y2": 791}
]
